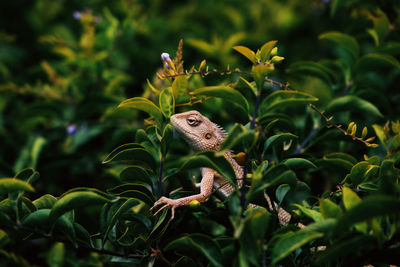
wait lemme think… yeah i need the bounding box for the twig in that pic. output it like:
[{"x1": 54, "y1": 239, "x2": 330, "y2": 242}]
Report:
[
  {"x1": 164, "y1": 69, "x2": 376, "y2": 147},
  {"x1": 295, "y1": 126, "x2": 319, "y2": 153},
  {"x1": 307, "y1": 103, "x2": 374, "y2": 146},
  {"x1": 158, "y1": 154, "x2": 164, "y2": 200},
  {"x1": 13, "y1": 222, "x2": 145, "y2": 259}
]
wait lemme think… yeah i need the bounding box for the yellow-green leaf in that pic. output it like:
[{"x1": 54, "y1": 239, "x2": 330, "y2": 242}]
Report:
[
  {"x1": 260, "y1": 40, "x2": 277, "y2": 62},
  {"x1": 159, "y1": 87, "x2": 175, "y2": 119},
  {"x1": 0, "y1": 178, "x2": 34, "y2": 194},
  {"x1": 118, "y1": 97, "x2": 163, "y2": 123},
  {"x1": 232, "y1": 46, "x2": 256, "y2": 63}
]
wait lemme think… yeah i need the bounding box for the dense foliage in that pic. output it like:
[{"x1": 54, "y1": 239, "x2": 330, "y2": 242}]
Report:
[{"x1": 1, "y1": 0, "x2": 400, "y2": 266}]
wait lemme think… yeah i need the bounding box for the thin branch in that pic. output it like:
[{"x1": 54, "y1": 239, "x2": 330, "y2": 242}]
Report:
[
  {"x1": 164, "y1": 68, "x2": 377, "y2": 147},
  {"x1": 158, "y1": 154, "x2": 164, "y2": 200},
  {"x1": 13, "y1": 222, "x2": 145, "y2": 259},
  {"x1": 295, "y1": 126, "x2": 319, "y2": 154},
  {"x1": 307, "y1": 103, "x2": 374, "y2": 147}
]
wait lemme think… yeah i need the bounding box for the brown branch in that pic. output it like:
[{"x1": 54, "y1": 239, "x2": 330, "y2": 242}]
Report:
[
  {"x1": 163, "y1": 68, "x2": 377, "y2": 147},
  {"x1": 14, "y1": 222, "x2": 145, "y2": 259}
]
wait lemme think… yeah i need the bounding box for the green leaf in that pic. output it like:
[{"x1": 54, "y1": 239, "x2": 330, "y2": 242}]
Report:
[
  {"x1": 252, "y1": 64, "x2": 274, "y2": 89},
  {"x1": 275, "y1": 184, "x2": 290, "y2": 204},
  {"x1": 239, "y1": 207, "x2": 271, "y2": 265},
  {"x1": 161, "y1": 123, "x2": 174, "y2": 155},
  {"x1": 327, "y1": 95, "x2": 383, "y2": 118},
  {"x1": 330, "y1": 0, "x2": 344, "y2": 17},
  {"x1": 74, "y1": 223, "x2": 92, "y2": 247},
  {"x1": 334, "y1": 196, "x2": 400, "y2": 234},
  {"x1": 304, "y1": 218, "x2": 336, "y2": 233},
  {"x1": 0, "y1": 212, "x2": 13, "y2": 228},
  {"x1": 47, "y1": 242, "x2": 65, "y2": 267},
  {"x1": 194, "y1": 215, "x2": 227, "y2": 236},
  {"x1": 392, "y1": 134, "x2": 400, "y2": 151},
  {"x1": 102, "y1": 198, "x2": 139, "y2": 244},
  {"x1": 263, "y1": 133, "x2": 298, "y2": 153},
  {"x1": 319, "y1": 199, "x2": 342, "y2": 219},
  {"x1": 23, "y1": 209, "x2": 76, "y2": 243},
  {"x1": 292, "y1": 204, "x2": 324, "y2": 222},
  {"x1": 120, "y1": 166, "x2": 152, "y2": 185},
  {"x1": 0, "y1": 229, "x2": 10, "y2": 249},
  {"x1": 283, "y1": 158, "x2": 316, "y2": 170},
  {"x1": 287, "y1": 61, "x2": 336, "y2": 85},
  {"x1": 0, "y1": 178, "x2": 34, "y2": 194},
  {"x1": 146, "y1": 79, "x2": 160, "y2": 95},
  {"x1": 118, "y1": 97, "x2": 163, "y2": 123},
  {"x1": 342, "y1": 187, "x2": 361, "y2": 210},
  {"x1": 355, "y1": 53, "x2": 400, "y2": 72},
  {"x1": 271, "y1": 230, "x2": 323, "y2": 265},
  {"x1": 220, "y1": 124, "x2": 256, "y2": 151},
  {"x1": 180, "y1": 151, "x2": 237, "y2": 187},
  {"x1": 239, "y1": 77, "x2": 257, "y2": 96},
  {"x1": 15, "y1": 168, "x2": 40, "y2": 184},
  {"x1": 159, "y1": 87, "x2": 175, "y2": 119},
  {"x1": 259, "y1": 40, "x2": 277, "y2": 62},
  {"x1": 165, "y1": 233, "x2": 223, "y2": 267},
  {"x1": 342, "y1": 162, "x2": 379, "y2": 187},
  {"x1": 108, "y1": 183, "x2": 155, "y2": 206},
  {"x1": 33, "y1": 194, "x2": 57, "y2": 209},
  {"x1": 49, "y1": 191, "x2": 112, "y2": 224},
  {"x1": 172, "y1": 76, "x2": 188, "y2": 99},
  {"x1": 102, "y1": 147, "x2": 156, "y2": 170},
  {"x1": 316, "y1": 235, "x2": 374, "y2": 264},
  {"x1": 319, "y1": 31, "x2": 360, "y2": 61},
  {"x1": 372, "y1": 124, "x2": 385, "y2": 145},
  {"x1": 259, "y1": 90, "x2": 318, "y2": 113},
  {"x1": 248, "y1": 169, "x2": 297, "y2": 203},
  {"x1": 321, "y1": 152, "x2": 357, "y2": 171},
  {"x1": 102, "y1": 143, "x2": 143, "y2": 163},
  {"x1": 147, "y1": 209, "x2": 170, "y2": 242},
  {"x1": 378, "y1": 160, "x2": 400, "y2": 195},
  {"x1": 358, "y1": 182, "x2": 378, "y2": 192},
  {"x1": 192, "y1": 86, "x2": 249, "y2": 113},
  {"x1": 232, "y1": 46, "x2": 256, "y2": 63}
]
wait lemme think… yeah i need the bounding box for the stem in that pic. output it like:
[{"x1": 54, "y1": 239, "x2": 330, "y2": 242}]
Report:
[
  {"x1": 158, "y1": 154, "x2": 164, "y2": 200},
  {"x1": 308, "y1": 103, "x2": 373, "y2": 146},
  {"x1": 164, "y1": 68, "x2": 377, "y2": 146},
  {"x1": 241, "y1": 93, "x2": 261, "y2": 214},
  {"x1": 341, "y1": 82, "x2": 352, "y2": 96},
  {"x1": 240, "y1": 153, "x2": 249, "y2": 213},
  {"x1": 295, "y1": 126, "x2": 318, "y2": 154},
  {"x1": 14, "y1": 223, "x2": 145, "y2": 259}
]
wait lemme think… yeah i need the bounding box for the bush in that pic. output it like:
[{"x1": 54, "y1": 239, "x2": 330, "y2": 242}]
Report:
[{"x1": 0, "y1": 0, "x2": 400, "y2": 266}]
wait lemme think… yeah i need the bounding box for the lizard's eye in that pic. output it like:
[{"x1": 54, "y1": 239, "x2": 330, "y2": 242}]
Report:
[
  {"x1": 187, "y1": 117, "x2": 199, "y2": 126},
  {"x1": 205, "y1": 133, "x2": 212, "y2": 139}
]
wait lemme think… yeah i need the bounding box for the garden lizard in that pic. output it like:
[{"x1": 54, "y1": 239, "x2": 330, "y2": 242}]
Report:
[{"x1": 151, "y1": 110, "x2": 292, "y2": 225}]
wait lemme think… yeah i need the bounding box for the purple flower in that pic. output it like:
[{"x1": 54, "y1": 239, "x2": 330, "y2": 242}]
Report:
[
  {"x1": 165, "y1": 62, "x2": 170, "y2": 69},
  {"x1": 161, "y1": 53, "x2": 171, "y2": 62},
  {"x1": 66, "y1": 124, "x2": 78, "y2": 135},
  {"x1": 73, "y1": 11, "x2": 82, "y2": 20}
]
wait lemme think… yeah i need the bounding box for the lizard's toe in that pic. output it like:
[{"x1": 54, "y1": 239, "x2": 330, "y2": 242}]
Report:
[{"x1": 151, "y1": 197, "x2": 179, "y2": 219}]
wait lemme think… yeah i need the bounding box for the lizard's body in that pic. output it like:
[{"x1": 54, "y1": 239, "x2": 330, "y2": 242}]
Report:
[{"x1": 151, "y1": 110, "x2": 292, "y2": 224}]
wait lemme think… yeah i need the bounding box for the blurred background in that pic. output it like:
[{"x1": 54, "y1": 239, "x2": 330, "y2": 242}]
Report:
[{"x1": 0, "y1": 0, "x2": 399, "y2": 196}]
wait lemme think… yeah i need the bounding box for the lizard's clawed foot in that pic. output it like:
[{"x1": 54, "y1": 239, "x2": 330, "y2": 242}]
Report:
[{"x1": 150, "y1": 197, "x2": 180, "y2": 220}]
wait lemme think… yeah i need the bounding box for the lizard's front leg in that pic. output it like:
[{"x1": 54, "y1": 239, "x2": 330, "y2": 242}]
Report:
[{"x1": 150, "y1": 168, "x2": 215, "y2": 220}]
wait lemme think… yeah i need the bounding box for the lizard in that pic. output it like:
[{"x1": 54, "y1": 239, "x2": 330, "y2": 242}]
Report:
[{"x1": 150, "y1": 110, "x2": 293, "y2": 225}]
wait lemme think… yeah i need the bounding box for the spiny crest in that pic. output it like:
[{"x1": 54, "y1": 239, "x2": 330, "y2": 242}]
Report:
[{"x1": 213, "y1": 123, "x2": 227, "y2": 140}]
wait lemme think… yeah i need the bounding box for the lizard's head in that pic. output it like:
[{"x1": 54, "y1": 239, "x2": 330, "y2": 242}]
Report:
[{"x1": 170, "y1": 110, "x2": 226, "y2": 151}]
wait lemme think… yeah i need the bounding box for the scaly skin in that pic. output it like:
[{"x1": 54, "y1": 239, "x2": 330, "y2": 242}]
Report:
[{"x1": 151, "y1": 110, "x2": 293, "y2": 224}]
